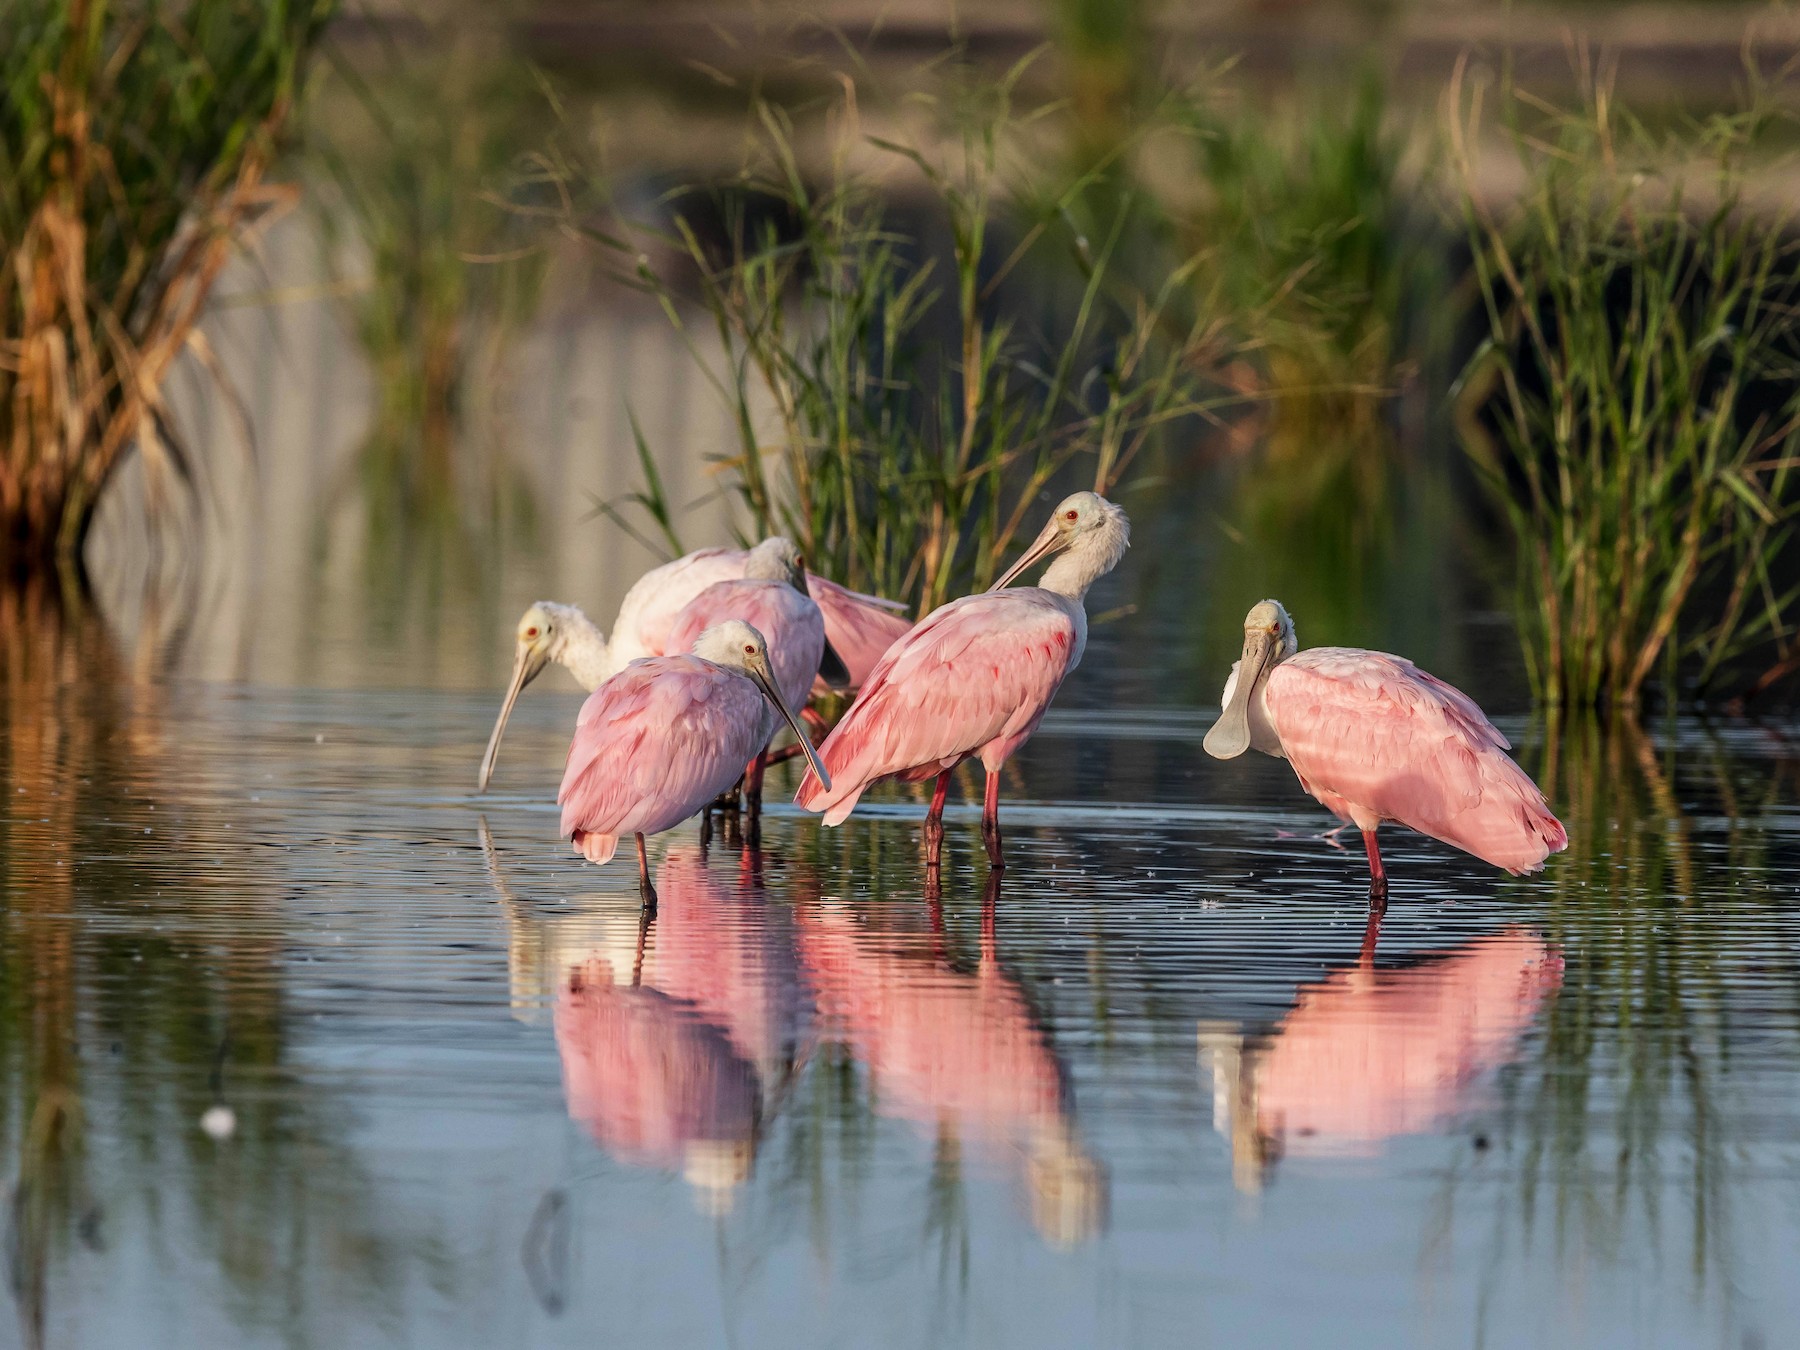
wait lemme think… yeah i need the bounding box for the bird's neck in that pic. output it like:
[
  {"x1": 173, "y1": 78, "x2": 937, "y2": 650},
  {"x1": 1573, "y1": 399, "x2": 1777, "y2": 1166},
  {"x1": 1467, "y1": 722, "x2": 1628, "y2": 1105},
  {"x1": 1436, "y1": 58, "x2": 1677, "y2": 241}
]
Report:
[
  {"x1": 1039, "y1": 550, "x2": 1102, "y2": 599},
  {"x1": 554, "y1": 609, "x2": 618, "y2": 691}
]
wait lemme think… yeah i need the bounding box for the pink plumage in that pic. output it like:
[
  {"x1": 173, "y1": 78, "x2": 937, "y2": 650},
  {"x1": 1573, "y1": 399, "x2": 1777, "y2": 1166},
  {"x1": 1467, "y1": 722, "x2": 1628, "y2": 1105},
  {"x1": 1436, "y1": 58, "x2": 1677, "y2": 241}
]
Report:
[
  {"x1": 1265, "y1": 650, "x2": 1567, "y2": 874},
  {"x1": 624, "y1": 547, "x2": 908, "y2": 690},
  {"x1": 795, "y1": 899, "x2": 1065, "y2": 1146},
  {"x1": 1250, "y1": 928, "x2": 1561, "y2": 1147},
  {"x1": 557, "y1": 655, "x2": 770, "y2": 865},
  {"x1": 662, "y1": 578, "x2": 825, "y2": 716},
  {"x1": 807, "y1": 576, "x2": 914, "y2": 689},
  {"x1": 795, "y1": 589, "x2": 1082, "y2": 826}
]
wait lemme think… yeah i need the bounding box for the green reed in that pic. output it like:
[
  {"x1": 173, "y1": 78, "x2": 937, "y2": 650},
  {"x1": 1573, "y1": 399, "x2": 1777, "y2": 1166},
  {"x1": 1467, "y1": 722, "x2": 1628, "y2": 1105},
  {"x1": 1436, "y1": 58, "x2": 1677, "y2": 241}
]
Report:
[
  {"x1": 589, "y1": 65, "x2": 1214, "y2": 614},
  {"x1": 0, "y1": 0, "x2": 332, "y2": 574},
  {"x1": 1181, "y1": 69, "x2": 1443, "y2": 448},
  {"x1": 1487, "y1": 712, "x2": 1790, "y2": 1299},
  {"x1": 306, "y1": 31, "x2": 551, "y2": 638},
  {"x1": 1452, "y1": 62, "x2": 1800, "y2": 710}
]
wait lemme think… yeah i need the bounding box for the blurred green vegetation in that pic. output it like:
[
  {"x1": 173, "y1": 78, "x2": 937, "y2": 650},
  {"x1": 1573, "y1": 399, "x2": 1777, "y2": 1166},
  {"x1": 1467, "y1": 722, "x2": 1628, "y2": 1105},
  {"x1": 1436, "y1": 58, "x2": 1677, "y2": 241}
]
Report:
[
  {"x1": 1454, "y1": 64, "x2": 1800, "y2": 711},
  {"x1": 305, "y1": 24, "x2": 551, "y2": 651},
  {"x1": 582, "y1": 61, "x2": 1220, "y2": 613},
  {"x1": 0, "y1": 0, "x2": 331, "y2": 573}
]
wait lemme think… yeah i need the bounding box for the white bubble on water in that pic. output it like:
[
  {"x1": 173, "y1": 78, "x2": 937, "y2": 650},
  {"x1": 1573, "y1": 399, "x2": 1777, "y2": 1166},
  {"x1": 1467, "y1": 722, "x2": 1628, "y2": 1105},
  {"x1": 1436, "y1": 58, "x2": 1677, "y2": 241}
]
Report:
[{"x1": 200, "y1": 1106, "x2": 237, "y2": 1142}]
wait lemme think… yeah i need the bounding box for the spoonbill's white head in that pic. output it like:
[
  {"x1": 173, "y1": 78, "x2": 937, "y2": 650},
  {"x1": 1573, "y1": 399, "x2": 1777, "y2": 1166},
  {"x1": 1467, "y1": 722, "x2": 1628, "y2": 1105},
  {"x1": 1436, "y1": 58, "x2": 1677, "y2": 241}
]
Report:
[
  {"x1": 692, "y1": 620, "x2": 832, "y2": 792},
  {"x1": 989, "y1": 492, "x2": 1131, "y2": 595},
  {"x1": 1204, "y1": 599, "x2": 1297, "y2": 761},
  {"x1": 738, "y1": 537, "x2": 851, "y2": 690},
  {"x1": 480, "y1": 602, "x2": 594, "y2": 793},
  {"x1": 742, "y1": 536, "x2": 806, "y2": 587}
]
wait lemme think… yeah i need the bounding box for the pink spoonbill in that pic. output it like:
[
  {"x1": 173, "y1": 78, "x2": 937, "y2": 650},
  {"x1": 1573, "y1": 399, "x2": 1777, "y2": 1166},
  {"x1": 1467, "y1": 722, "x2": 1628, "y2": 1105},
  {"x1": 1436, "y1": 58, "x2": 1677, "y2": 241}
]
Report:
[
  {"x1": 478, "y1": 544, "x2": 910, "y2": 790},
  {"x1": 796, "y1": 492, "x2": 1129, "y2": 869},
  {"x1": 1203, "y1": 599, "x2": 1567, "y2": 901},
  {"x1": 662, "y1": 538, "x2": 847, "y2": 812},
  {"x1": 557, "y1": 620, "x2": 831, "y2": 907}
]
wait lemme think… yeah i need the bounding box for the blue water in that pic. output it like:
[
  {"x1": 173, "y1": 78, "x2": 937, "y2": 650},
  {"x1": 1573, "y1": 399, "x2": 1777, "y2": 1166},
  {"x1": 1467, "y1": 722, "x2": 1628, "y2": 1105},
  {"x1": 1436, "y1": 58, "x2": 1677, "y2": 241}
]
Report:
[{"x1": 4, "y1": 654, "x2": 1796, "y2": 1349}]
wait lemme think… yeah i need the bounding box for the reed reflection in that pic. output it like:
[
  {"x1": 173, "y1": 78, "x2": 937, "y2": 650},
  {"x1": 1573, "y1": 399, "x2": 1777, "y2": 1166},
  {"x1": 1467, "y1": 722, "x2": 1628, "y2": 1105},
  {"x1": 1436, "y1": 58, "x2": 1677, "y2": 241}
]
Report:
[
  {"x1": 484, "y1": 833, "x2": 807, "y2": 1212},
  {"x1": 1199, "y1": 918, "x2": 1562, "y2": 1194},
  {"x1": 794, "y1": 870, "x2": 1105, "y2": 1249}
]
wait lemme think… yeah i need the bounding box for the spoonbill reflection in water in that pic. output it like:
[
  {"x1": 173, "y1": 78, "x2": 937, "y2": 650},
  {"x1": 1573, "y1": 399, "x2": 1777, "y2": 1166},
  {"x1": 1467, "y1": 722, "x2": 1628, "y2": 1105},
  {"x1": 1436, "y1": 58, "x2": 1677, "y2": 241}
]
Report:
[
  {"x1": 557, "y1": 621, "x2": 830, "y2": 907},
  {"x1": 481, "y1": 828, "x2": 811, "y2": 1213},
  {"x1": 796, "y1": 492, "x2": 1129, "y2": 869},
  {"x1": 478, "y1": 543, "x2": 909, "y2": 791},
  {"x1": 795, "y1": 870, "x2": 1106, "y2": 1248},
  {"x1": 1199, "y1": 922, "x2": 1562, "y2": 1193},
  {"x1": 1203, "y1": 599, "x2": 1566, "y2": 900}
]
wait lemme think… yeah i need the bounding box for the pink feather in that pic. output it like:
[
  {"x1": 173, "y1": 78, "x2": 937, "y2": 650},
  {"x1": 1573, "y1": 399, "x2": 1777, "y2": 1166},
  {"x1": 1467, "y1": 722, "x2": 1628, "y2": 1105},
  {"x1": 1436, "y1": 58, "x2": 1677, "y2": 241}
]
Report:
[
  {"x1": 795, "y1": 590, "x2": 1082, "y2": 825},
  {"x1": 1264, "y1": 649, "x2": 1568, "y2": 874},
  {"x1": 557, "y1": 655, "x2": 771, "y2": 862}
]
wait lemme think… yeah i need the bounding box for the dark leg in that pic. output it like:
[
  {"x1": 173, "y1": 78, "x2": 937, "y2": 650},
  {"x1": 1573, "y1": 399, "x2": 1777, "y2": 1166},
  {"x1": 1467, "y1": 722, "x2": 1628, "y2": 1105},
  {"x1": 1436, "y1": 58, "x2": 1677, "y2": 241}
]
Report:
[
  {"x1": 1362, "y1": 829, "x2": 1388, "y2": 908},
  {"x1": 744, "y1": 750, "x2": 767, "y2": 847},
  {"x1": 761, "y1": 741, "x2": 804, "y2": 768},
  {"x1": 980, "y1": 766, "x2": 1005, "y2": 870},
  {"x1": 631, "y1": 902, "x2": 655, "y2": 988},
  {"x1": 1358, "y1": 896, "x2": 1386, "y2": 965},
  {"x1": 923, "y1": 770, "x2": 951, "y2": 869},
  {"x1": 698, "y1": 804, "x2": 713, "y2": 854},
  {"x1": 635, "y1": 833, "x2": 658, "y2": 913}
]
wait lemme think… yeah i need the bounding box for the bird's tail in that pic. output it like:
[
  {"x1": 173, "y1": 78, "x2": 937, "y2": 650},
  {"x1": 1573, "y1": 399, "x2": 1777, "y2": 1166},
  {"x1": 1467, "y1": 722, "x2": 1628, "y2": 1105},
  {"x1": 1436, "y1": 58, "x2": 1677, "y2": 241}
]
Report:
[
  {"x1": 571, "y1": 830, "x2": 620, "y2": 865},
  {"x1": 795, "y1": 764, "x2": 865, "y2": 826}
]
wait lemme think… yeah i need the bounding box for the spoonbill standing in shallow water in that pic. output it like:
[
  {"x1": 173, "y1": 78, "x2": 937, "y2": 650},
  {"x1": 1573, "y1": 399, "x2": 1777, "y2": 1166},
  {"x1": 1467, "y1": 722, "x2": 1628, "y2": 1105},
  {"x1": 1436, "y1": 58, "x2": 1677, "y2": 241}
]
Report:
[
  {"x1": 796, "y1": 492, "x2": 1130, "y2": 869},
  {"x1": 662, "y1": 538, "x2": 847, "y2": 812},
  {"x1": 1202, "y1": 599, "x2": 1566, "y2": 900},
  {"x1": 558, "y1": 620, "x2": 831, "y2": 907},
  {"x1": 478, "y1": 544, "x2": 909, "y2": 791}
]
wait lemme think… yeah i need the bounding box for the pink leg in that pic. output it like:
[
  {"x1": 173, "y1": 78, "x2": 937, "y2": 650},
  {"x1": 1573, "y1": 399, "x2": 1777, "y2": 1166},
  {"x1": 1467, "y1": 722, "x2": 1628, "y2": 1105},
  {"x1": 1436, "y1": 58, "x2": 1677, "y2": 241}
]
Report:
[
  {"x1": 635, "y1": 833, "x2": 658, "y2": 912},
  {"x1": 981, "y1": 766, "x2": 1004, "y2": 870},
  {"x1": 1362, "y1": 829, "x2": 1388, "y2": 908},
  {"x1": 922, "y1": 770, "x2": 951, "y2": 869}
]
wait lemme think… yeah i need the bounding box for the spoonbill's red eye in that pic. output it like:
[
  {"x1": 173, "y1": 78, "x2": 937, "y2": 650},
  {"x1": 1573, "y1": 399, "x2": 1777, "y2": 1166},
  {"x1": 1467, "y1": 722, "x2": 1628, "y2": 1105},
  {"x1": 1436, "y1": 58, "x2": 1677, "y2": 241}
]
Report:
[
  {"x1": 744, "y1": 644, "x2": 756, "y2": 654},
  {"x1": 525, "y1": 626, "x2": 539, "y2": 638},
  {"x1": 1064, "y1": 509, "x2": 1079, "y2": 521}
]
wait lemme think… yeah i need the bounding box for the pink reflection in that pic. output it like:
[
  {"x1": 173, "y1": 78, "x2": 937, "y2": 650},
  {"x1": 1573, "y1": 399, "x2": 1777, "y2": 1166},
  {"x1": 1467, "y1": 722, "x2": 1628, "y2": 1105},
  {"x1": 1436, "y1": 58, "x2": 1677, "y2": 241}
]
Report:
[
  {"x1": 1200, "y1": 924, "x2": 1562, "y2": 1192},
  {"x1": 795, "y1": 873, "x2": 1105, "y2": 1247},
  {"x1": 483, "y1": 834, "x2": 807, "y2": 1211}
]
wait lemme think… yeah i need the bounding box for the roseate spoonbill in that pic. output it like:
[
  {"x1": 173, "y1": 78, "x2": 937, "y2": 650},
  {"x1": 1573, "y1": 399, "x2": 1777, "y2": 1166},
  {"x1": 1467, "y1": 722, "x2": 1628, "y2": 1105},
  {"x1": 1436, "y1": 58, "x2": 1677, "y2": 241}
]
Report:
[
  {"x1": 663, "y1": 538, "x2": 847, "y2": 813},
  {"x1": 796, "y1": 492, "x2": 1130, "y2": 868},
  {"x1": 1203, "y1": 599, "x2": 1567, "y2": 900},
  {"x1": 558, "y1": 620, "x2": 831, "y2": 907},
  {"x1": 795, "y1": 870, "x2": 1106, "y2": 1247},
  {"x1": 477, "y1": 545, "x2": 909, "y2": 791},
  {"x1": 1198, "y1": 926, "x2": 1561, "y2": 1192}
]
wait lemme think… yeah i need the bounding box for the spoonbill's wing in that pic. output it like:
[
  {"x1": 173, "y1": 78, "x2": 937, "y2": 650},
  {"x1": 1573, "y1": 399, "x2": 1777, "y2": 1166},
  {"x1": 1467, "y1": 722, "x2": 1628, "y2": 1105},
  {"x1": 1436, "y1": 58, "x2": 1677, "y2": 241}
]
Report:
[
  {"x1": 1266, "y1": 649, "x2": 1565, "y2": 873},
  {"x1": 664, "y1": 579, "x2": 826, "y2": 712},
  {"x1": 796, "y1": 590, "x2": 1080, "y2": 825},
  {"x1": 612, "y1": 548, "x2": 745, "y2": 664},
  {"x1": 807, "y1": 576, "x2": 915, "y2": 691},
  {"x1": 558, "y1": 656, "x2": 767, "y2": 858}
]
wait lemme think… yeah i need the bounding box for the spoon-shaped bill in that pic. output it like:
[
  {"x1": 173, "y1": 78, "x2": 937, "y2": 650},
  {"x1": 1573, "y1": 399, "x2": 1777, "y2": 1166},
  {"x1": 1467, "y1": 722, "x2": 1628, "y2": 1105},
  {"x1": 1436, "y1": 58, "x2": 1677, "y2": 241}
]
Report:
[
  {"x1": 1204, "y1": 627, "x2": 1280, "y2": 760},
  {"x1": 479, "y1": 645, "x2": 549, "y2": 791},
  {"x1": 988, "y1": 517, "x2": 1069, "y2": 592},
  {"x1": 748, "y1": 657, "x2": 832, "y2": 793}
]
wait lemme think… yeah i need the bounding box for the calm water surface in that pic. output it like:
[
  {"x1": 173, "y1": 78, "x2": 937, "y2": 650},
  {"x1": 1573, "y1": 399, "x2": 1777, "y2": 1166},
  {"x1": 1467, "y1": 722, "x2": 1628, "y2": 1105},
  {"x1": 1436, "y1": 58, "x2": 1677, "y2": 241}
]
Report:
[{"x1": 3, "y1": 599, "x2": 1798, "y2": 1350}]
